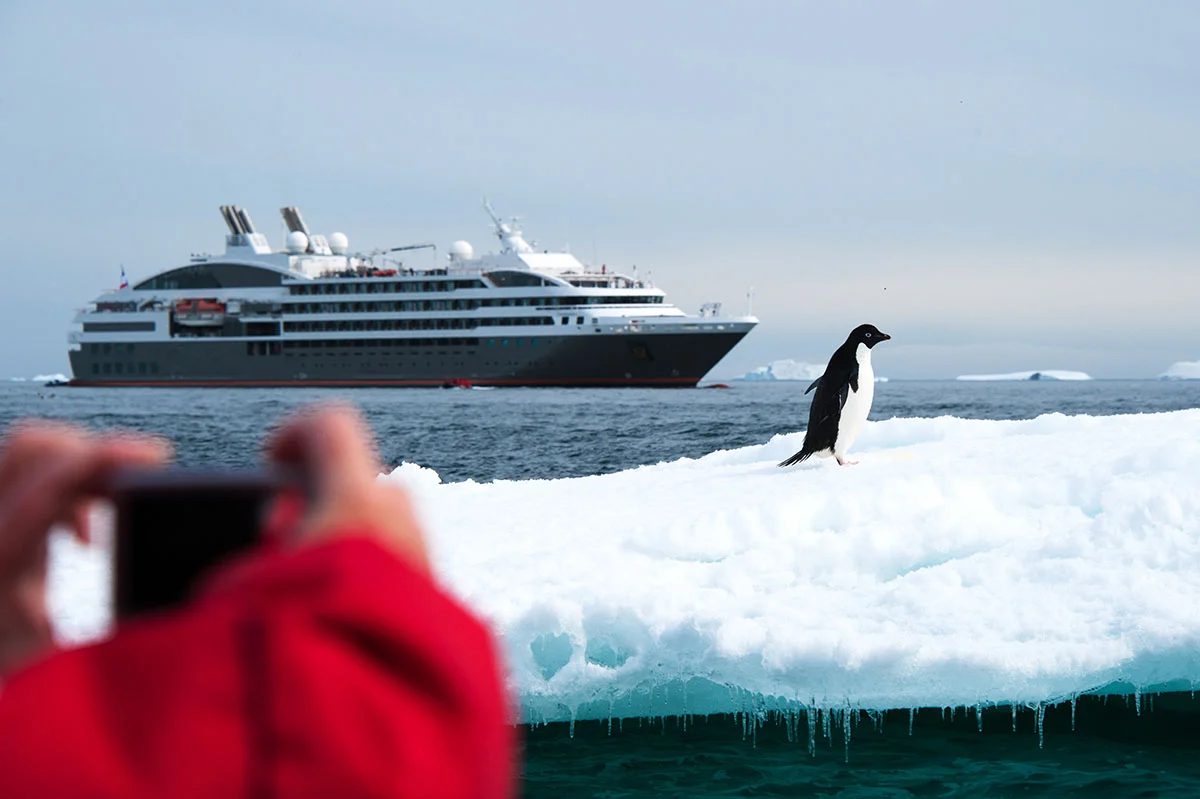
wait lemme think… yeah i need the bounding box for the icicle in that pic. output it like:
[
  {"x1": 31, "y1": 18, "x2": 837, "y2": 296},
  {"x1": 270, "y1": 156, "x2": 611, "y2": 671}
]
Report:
[
  {"x1": 842, "y1": 708, "x2": 852, "y2": 764},
  {"x1": 619, "y1": 717, "x2": 624, "y2": 733},
  {"x1": 908, "y1": 707, "x2": 915, "y2": 737},
  {"x1": 1035, "y1": 703, "x2": 1044, "y2": 750},
  {"x1": 1070, "y1": 696, "x2": 1077, "y2": 732},
  {"x1": 1134, "y1": 687, "x2": 1142, "y2": 717},
  {"x1": 1149, "y1": 692, "x2": 1155, "y2": 714},
  {"x1": 607, "y1": 699, "x2": 614, "y2": 736},
  {"x1": 807, "y1": 708, "x2": 817, "y2": 757},
  {"x1": 785, "y1": 710, "x2": 794, "y2": 744},
  {"x1": 568, "y1": 708, "x2": 577, "y2": 740},
  {"x1": 975, "y1": 704, "x2": 983, "y2": 733},
  {"x1": 1011, "y1": 704, "x2": 1017, "y2": 733},
  {"x1": 824, "y1": 706, "x2": 832, "y2": 746}
]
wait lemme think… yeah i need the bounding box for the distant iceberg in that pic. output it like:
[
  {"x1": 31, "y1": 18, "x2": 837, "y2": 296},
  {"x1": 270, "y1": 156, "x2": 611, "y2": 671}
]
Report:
[
  {"x1": 50, "y1": 410, "x2": 1200, "y2": 724},
  {"x1": 1160, "y1": 360, "x2": 1200, "y2": 380},
  {"x1": 734, "y1": 359, "x2": 826, "y2": 382},
  {"x1": 957, "y1": 370, "x2": 1092, "y2": 381},
  {"x1": 9, "y1": 373, "x2": 70, "y2": 383},
  {"x1": 735, "y1": 359, "x2": 887, "y2": 383}
]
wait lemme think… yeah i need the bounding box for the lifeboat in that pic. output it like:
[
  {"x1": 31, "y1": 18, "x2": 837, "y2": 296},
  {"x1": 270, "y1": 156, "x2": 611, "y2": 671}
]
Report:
[{"x1": 173, "y1": 298, "x2": 226, "y2": 326}]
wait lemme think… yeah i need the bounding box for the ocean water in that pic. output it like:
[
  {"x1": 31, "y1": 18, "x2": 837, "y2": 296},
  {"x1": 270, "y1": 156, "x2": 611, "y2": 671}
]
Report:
[
  {"x1": 7, "y1": 379, "x2": 1200, "y2": 482},
  {"x1": 5, "y1": 378, "x2": 1200, "y2": 796}
]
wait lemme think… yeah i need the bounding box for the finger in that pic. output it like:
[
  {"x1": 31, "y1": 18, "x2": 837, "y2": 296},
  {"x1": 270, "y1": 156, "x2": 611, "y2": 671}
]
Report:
[
  {"x1": 0, "y1": 423, "x2": 94, "y2": 488},
  {"x1": 70, "y1": 501, "x2": 92, "y2": 545},
  {"x1": 267, "y1": 404, "x2": 380, "y2": 494},
  {"x1": 0, "y1": 438, "x2": 171, "y2": 567}
]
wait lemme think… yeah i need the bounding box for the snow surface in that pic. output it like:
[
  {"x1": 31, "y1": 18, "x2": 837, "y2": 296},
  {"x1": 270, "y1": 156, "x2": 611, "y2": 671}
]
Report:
[
  {"x1": 957, "y1": 370, "x2": 1093, "y2": 381},
  {"x1": 48, "y1": 411, "x2": 1200, "y2": 723},
  {"x1": 1161, "y1": 360, "x2": 1200, "y2": 380}
]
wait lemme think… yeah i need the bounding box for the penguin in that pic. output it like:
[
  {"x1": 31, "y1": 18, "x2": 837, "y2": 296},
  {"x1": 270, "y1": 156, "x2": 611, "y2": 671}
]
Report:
[{"x1": 778, "y1": 324, "x2": 891, "y2": 467}]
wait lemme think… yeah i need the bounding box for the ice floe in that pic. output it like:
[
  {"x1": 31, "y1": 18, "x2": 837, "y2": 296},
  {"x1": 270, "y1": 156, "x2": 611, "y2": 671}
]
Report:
[{"x1": 47, "y1": 411, "x2": 1200, "y2": 724}]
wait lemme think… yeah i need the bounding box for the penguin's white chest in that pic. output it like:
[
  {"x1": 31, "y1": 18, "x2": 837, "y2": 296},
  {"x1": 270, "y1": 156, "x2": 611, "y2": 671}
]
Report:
[{"x1": 834, "y1": 344, "x2": 874, "y2": 456}]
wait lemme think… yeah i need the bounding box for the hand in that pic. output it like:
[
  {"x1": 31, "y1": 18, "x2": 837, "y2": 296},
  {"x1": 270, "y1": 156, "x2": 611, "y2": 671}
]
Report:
[
  {"x1": 267, "y1": 405, "x2": 430, "y2": 573},
  {"x1": 0, "y1": 422, "x2": 170, "y2": 677}
]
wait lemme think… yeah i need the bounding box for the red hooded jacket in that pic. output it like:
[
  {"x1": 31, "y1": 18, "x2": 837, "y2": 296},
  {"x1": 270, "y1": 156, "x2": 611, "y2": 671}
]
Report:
[{"x1": 0, "y1": 535, "x2": 515, "y2": 798}]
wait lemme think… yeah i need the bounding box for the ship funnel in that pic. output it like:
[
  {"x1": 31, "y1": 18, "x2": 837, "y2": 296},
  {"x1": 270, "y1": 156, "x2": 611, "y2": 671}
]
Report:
[
  {"x1": 281, "y1": 207, "x2": 314, "y2": 253},
  {"x1": 235, "y1": 207, "x2": 257, "y2": 235},
  {"x1": 220, "y1": 205, "x2": 244, "y2": 235},
  {"x1": 280, "y1": 206, "x2": 311, "y2": 236}
]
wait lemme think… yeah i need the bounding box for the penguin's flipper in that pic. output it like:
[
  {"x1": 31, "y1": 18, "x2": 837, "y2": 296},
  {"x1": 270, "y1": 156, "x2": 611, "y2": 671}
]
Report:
[
  {"x1": 804, "y1": 377, "x2": 822, "y2": 395},
  {"x1": 847, "y1": 364, "x2": 859, "y2": 395}
]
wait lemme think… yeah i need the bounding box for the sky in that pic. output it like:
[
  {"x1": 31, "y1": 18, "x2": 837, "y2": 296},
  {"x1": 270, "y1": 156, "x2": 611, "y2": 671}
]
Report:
[{"x1": 1, "y1": 0, "x2": 1198, "y2": 379}]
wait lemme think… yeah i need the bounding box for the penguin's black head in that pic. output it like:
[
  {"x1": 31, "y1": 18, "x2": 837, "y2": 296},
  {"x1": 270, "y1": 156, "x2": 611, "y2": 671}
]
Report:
[{"x1": 849, "y1": 323, "x2": 891, "y2": 349}]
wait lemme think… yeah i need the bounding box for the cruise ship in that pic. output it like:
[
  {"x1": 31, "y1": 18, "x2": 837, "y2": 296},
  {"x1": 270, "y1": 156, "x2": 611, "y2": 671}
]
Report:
[{"x1": 67, "y1": 204, "x2": 757, "y2": 387}]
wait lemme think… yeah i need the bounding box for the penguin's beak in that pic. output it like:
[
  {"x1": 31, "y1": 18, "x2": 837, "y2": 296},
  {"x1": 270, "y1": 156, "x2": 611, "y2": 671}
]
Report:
[{"x1": 879, "y1": 332, "x2": 892, "y2": 341}]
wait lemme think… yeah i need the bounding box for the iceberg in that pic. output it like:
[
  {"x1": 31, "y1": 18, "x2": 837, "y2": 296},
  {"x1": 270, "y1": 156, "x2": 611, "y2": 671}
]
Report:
[
  {"x1": 9, "y1": 373, "x2": 69, "y2": 383},
  {"x1": 734, "y1": 359, "x2": 826, "y2": 382},
  {"x1": 1161, "y1": 360, "x2": 1200, "y2": 380},
  {"x1": 957, "y1": 370, "x2": 1092, "y2": 381},
  {"x1": 48, "y1": 411, "x2": 1200, "y2": 727}
]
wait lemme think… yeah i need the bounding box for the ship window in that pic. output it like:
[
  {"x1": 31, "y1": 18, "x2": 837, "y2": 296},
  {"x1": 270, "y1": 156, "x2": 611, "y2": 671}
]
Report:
[
  {"x1": 83, "y1": 322, "x2": 156, "y2": 333},
  {"x1": 486, "y1": 271, "x2": 545, "y2": 288},
  {"x1": 92, "y1": 363, "x2": 99, "y2": 375},
  {"x1": 151, "y1": 363, "x2": 159, "y2": 374},
  {"x1": 115, "y1": 363, "x2": 124, "y2": 374},
  {"x1": 561, "y1": 317, "x2": 568, "y2": 325},
  {"x1": 501, "y1": 339, "x2": 509, "y2": 346},
  {"x1": 576, "y1": 317, "x2": 584, "y2": 325},
  {"x1": 133, "y1": 263, "x2": 284, "y2": 290},
  {"x1": 138, "y1": 363, "x2": 147, "y2": 375},
  {"x1": 102, "y1": 343, "x2": 112, "y2": 354},
  {"x1": 104, "y1": 363, "x2": 112, "y2": 374}
]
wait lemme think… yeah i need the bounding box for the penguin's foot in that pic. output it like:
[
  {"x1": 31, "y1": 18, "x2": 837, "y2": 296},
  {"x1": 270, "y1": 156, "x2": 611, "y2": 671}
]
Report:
[{"x1": 835, "y1": 455, "x2": 858, "y2": 466}]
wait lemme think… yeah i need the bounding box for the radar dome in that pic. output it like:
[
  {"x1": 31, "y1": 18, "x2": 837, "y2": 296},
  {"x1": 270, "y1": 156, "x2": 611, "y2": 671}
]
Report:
[
  {"x1": 449, "y1": 240, "x2": 475, "y2": 261},
  {"x1": 285, "y1": 231, "x2": 309, "y2": 254},
  {"x1": 328, "y1": 232, "x2": 349, "y2": 255}
]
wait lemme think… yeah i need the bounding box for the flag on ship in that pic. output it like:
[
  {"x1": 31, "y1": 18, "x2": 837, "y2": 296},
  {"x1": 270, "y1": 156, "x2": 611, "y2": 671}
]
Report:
[{"x1": 119, "y1": 266, "x2": 128, "y2": 290}]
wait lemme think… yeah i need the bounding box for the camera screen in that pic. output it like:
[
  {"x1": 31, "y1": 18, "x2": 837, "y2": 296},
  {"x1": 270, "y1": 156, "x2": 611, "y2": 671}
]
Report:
[{"x1": 113, "y1": 481, "x2": 273, "y2": 620}]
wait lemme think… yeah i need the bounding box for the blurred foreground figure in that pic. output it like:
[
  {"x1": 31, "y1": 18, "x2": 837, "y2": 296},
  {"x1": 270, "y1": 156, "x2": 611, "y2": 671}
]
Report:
[{"x1": 0, "y1": 406, "x2": 514, "y2": 798}]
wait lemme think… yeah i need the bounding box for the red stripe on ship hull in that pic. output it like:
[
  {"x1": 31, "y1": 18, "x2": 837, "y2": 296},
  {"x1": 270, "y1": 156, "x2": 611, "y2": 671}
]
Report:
[{"x1": 68, "y1": 377, "x2": 701, "y2": 388}]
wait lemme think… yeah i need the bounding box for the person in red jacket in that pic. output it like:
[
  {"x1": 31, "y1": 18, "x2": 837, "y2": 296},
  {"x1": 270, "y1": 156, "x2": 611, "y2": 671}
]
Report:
[{"x1": 0, "y1": 405, "x2": 515, "y2": 798}]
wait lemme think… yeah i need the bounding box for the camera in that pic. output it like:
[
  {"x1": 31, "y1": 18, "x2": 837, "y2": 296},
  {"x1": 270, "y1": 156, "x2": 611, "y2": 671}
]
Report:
[{"x1": 109, "y1": 468, "x2": 304, "y2": 621}]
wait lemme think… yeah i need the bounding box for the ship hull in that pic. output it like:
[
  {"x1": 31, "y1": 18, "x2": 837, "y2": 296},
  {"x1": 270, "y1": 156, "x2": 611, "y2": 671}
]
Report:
[{"x1": 68, "y1": 330, "x2": 747, "y2": 387}]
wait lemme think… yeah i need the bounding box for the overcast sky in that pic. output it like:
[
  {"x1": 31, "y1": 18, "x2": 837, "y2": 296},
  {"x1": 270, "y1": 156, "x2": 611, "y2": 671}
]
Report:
[{"x1": 2, "y1": 0, "x2": 1198, "y2": 379}]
